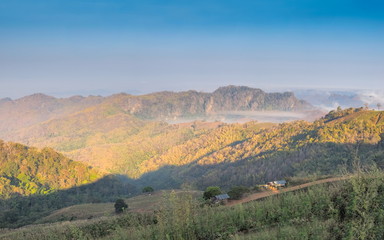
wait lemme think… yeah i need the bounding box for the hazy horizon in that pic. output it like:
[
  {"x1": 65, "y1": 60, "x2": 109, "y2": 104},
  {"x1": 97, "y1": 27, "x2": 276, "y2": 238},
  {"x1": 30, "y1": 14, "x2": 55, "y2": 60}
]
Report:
[
  {"x1": 1, "y1": 1, "x2": 383, "y2": 98},
  {"x1": 0, "y1": 85, "x2": 382, "y2": 101}
]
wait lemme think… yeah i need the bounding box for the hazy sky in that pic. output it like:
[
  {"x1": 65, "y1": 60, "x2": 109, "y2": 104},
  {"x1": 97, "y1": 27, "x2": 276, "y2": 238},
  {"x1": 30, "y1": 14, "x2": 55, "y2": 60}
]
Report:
[{"x1": 1, "y1": 0, "x2": 383, "y2": 98}]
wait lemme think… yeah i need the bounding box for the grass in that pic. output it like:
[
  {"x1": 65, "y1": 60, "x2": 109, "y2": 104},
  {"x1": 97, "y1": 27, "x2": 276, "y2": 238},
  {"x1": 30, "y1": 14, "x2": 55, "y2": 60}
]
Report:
[
  {"x1": 232, "y1": 219, "x2": 334, "y2": 240},
  {"x1": 36, "y1": 190, "x2": 202, "y2": 224},
  {"x1": 1, "y1": 172, "x2": 383, "y2": 240}
]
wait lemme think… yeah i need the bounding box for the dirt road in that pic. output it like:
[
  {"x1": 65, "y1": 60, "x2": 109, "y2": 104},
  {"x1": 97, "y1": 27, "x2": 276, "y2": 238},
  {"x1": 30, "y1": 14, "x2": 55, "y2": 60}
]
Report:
[{"x1": 226, "y1": 176, "x2": 350, "y2": 206}]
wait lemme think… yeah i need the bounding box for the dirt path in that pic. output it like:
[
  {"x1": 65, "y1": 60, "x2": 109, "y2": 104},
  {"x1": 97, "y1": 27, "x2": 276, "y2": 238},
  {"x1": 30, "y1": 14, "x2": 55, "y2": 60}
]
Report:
[{"x1": 226, "y1": 176, "x2": 350, "y2": 206}]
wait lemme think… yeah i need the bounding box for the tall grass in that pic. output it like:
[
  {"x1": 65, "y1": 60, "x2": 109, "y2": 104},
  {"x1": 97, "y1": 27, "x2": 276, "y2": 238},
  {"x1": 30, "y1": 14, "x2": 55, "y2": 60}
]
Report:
[{"x1": 1, "y1": 172, "x2": 383, "y2": 240}]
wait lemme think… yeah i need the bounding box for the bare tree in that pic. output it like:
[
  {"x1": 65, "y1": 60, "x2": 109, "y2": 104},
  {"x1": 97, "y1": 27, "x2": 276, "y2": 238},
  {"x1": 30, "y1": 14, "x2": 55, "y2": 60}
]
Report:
[
  {"x1": 364, "y1": 103, "x2": 369, "y2": 110},
  {"x1": 378, "y1": 103, "x2": 382, "y2": 111}
]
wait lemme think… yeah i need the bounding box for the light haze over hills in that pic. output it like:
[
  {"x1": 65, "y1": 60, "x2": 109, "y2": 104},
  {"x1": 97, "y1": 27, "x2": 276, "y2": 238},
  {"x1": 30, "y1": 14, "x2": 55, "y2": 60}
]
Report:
[{"x1": 1, "y1": 0, "x2": 383, "y2": 98}]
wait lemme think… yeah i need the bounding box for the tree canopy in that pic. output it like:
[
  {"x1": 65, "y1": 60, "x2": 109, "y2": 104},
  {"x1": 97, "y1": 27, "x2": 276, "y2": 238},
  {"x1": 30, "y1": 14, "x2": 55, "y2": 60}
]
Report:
[
  {"x1": 142, "y1": 186, "x2": 154, "y2": 193},
  {"x1": 114, "y1": 199, "x2": 128, "y2": 214},
  {"x1": 203, "y1": 186, "x2": 222, "y2": 200}
]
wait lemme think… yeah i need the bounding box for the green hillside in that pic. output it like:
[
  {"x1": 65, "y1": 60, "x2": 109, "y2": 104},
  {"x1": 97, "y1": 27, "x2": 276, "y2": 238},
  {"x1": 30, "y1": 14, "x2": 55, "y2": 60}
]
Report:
[
  {"x1": 137, "y1": 108, "x2": 384, "y2": 189},
  {"x1": 1, "y1": 108, "x2": 384, "y2": 230},
  {"x1": 0, "y1": 140, "x2": 102, "y2": 199},
  {"x1": 4, "y1": 107, "x2": 384, "y2": 191},
  {"x1": 36, "y1": 190, "x2": 202, "y2": 224},
  {"x1": 2, "y1": 172, "x2": 383, "y2": 240}
]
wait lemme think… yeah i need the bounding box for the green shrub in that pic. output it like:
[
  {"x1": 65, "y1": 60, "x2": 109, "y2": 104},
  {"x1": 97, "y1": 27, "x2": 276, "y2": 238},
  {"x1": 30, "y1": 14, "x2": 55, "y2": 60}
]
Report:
[
  {"x1": 114, "y1": 199, "x2": 128, "y2": 214},
  {"x1": 203, "y1": 186, "x2": 222, "y2": 200},
  {"x1": 228, "y1": 186, "x2": 250, "y2": 200}
]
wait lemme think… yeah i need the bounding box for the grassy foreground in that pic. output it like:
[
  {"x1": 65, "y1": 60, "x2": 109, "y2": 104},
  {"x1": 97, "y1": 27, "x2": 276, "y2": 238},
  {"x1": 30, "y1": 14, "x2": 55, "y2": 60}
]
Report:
[
  {"x1": 35, "y1": 190, "x2": 202, "y2": 224},
  {"x1": 1, "y1": 172, "x2": 384, "y2": 240}
]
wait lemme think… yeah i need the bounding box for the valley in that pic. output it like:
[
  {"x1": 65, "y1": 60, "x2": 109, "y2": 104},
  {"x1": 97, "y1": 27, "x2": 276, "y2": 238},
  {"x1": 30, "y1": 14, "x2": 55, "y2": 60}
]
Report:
[{"x1": 0, "y1": 87, "x2": 383, "y2": 239}]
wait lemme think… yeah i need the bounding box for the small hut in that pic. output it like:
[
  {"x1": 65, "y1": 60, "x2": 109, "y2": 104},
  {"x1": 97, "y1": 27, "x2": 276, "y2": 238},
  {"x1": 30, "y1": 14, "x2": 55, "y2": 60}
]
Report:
[
  {"x1": 267, "y1": 180, "x2": 287, "y2": 187},
  {"x1": 213, "y1": 193, "x2": 230, "y2": 204}
]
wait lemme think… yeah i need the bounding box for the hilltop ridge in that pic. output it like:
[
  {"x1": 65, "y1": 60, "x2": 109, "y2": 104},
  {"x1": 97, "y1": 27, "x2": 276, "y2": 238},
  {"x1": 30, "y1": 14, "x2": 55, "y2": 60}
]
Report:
[{"x1": 0, "y1": 86, "x2": 313, "y2": 136}]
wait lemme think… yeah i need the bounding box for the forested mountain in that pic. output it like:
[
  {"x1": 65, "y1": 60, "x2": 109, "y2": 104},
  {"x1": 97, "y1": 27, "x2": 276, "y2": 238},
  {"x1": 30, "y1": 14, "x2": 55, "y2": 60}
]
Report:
[
  {"x1": 4, "y1": 104, "x2": 226, "y2": 174},
  {"x1": 0, "y1": 141, "x2": 139, "y2": 227},
  {"x1": 0, "y1": 86, "x2": 312, "y2": 137},
  {"x1": 3, "y1": 106, "x2": 384, "y2": 191},
  {"x1": 1, "y1": 108, "x2": 384, "y2": 228},
  {"x1": 0, "y1": 86, "x2": 314, "y2": 182},
  {"x1": 0, "y1": 94, "x2": 104, "y2": 136},
  {"x1": 0, "y1": 140, "x2": 102, "y2": 199},
  {"x1": 113, "y1": 85, "x2": 312, "y2": 120},
  {"x1": 136, "y1": 108, "x2": 384, "y2": 189}
]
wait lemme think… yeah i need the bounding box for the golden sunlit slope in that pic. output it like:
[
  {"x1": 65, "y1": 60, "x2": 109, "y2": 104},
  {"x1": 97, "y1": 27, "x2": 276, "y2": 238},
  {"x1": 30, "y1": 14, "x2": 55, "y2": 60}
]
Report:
[
  {"x1": 138, "y1": 121, "x2": 275, "y2": 174},
  {"x1": 5, "y1": 99, "x2": 224, "y2": 176},
  {"x1": 0, "y1": 140, "x2": 102, "y2": 199},
  {"x1": 0, "y1": 86, "x2": 314, "y2": 179},
  {"x1": 136, "y1": 108, "x2": 384, "y2": 189}
]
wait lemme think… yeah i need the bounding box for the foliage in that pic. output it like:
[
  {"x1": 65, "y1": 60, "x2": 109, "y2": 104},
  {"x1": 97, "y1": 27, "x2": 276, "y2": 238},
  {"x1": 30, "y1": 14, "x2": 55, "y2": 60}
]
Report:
[
  {"x1": 1, "y1": 86, "x2": 301, "y2": 178},
  {"x1": 5, "y1": 105, "x2": 221, "y2": 177},
  {"x1": 228, "y1": 186, "x2": 250, "y2": 200},
  {"x1": 142, "y1": 186, "x2": 154, "y2": 193},
  {"x1": 2, "y1": 173, "x2": 383, "y2": 240},
  {"x1": 137, "y1": 109, "x2": 384, "y2": 189},
  {"x1": 203, "y1": 186, "x2": 222, "y2": 200},
  {"x1": 1, "y1": 109, "x2": 384, "y2": 227},
  {"x1": 114, "y1": 199, "x2": 128, "y2": 214},
  {"x1": 0, "y1": 175, "x2": 137, "y2": 228},
  {"x1": 0, "y1": 140, "x2": 102, "y2": 199}
]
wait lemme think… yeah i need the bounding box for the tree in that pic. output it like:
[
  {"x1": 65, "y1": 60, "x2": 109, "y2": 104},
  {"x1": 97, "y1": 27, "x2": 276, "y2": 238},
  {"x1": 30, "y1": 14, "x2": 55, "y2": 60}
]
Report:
[
  {"x1": 203, "y1": 186, "x2": 222, "y2": 200},
  {"x1": 114, "y1": 199, "x2": 128, "y2": 214},
  {"x1": 228, "y1": 186, "x2": 250, "y2": 200},
  {"x1": 377, "y1": 103, "x2": 382, "y2": 111},
  {"x1": 142, "y1": 186, "x2": 154, "y2": 193}
]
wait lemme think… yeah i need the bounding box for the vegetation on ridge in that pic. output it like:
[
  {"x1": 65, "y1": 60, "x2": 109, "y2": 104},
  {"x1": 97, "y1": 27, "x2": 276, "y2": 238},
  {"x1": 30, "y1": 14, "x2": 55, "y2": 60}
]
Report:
[
  {"x1": 136, "y1": 108, "x2": 384, "y2": 189},
  {"x1": 0, "y1": 140, "x2": 102, "y2": 199},
  {"x1": 2, "y1": 172, "x2": 383, "y2": 240}
]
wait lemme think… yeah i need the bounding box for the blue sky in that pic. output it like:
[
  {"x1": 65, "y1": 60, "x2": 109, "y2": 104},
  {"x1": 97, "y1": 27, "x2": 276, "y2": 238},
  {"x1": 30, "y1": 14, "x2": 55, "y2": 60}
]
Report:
[{"x1": 0, "y1": 0, "x2": 383, "y2": 98}]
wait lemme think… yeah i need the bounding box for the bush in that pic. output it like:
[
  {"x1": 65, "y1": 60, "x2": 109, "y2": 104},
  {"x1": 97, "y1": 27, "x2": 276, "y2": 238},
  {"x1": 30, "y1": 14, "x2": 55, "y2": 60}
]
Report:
[
  {"x1": 228, "y1": 186, "x2": 250, "y2": 200},
  {"x1": 114, "y1": 199, "x2": 128, "y2": 214},
  {"x1": 203, "y1": 186, "x2": 222, "y2": 200},
  {"x1": 142, "y1": 186, "x2": 154, "y2": 193}
]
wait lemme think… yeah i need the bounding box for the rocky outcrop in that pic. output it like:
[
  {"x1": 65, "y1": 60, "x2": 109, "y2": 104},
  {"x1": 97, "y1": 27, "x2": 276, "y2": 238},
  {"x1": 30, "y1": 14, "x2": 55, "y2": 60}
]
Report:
[
  {"x1": 114, "y1": 86, "x2": 312, "y2": 119},
  {"x1": 0, "y1": 86, "x2": 312, "y2": 135}
]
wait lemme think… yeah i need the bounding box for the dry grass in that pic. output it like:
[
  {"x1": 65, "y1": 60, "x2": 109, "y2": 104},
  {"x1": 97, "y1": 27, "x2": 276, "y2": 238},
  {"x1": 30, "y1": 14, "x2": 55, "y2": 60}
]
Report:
[{"x1": 36, "y1": 190, "x2": 202, "y2": 224}]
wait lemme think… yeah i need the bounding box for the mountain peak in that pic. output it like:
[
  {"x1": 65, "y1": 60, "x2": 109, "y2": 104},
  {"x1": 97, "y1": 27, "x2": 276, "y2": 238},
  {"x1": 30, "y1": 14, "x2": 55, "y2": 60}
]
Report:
[
  {"x1": 213, "y1": 85, "x2": 263, "y2": 94},
  {"x1": 16, "y1": 93, "x2": 56, "y2": 103}
]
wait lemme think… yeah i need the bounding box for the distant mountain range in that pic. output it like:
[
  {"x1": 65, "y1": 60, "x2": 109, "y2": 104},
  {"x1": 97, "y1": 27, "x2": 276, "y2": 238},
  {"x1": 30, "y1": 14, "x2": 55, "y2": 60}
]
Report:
[
  {"x1": 0, "y1": 86, "x2": 317, "y2": 177},
  {"x1": 0, "y1": 86, "x2": 312, "y2": 136},
  {"x1": 1, "y1": 86, "x2": 384, "y2": 230},
  {"x1": 1, "y1": 106, "x2": 384, "y2": 228},
  {"x1": 1, "y1": 108, "x2": 384, "y2": 195},
  {"x1": 3, "y1": 86, "x2": 384, "y2": 193}
]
